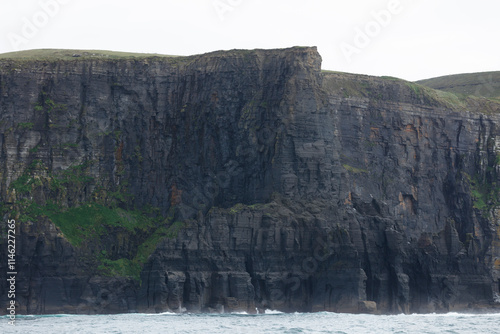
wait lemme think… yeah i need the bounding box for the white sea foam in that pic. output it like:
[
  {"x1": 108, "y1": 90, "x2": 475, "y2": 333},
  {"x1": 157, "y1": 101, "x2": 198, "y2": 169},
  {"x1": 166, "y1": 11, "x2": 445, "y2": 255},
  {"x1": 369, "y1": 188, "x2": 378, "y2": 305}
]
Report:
[{"x1": 2, "y1": 311, "x2": 500, "y2": 333}]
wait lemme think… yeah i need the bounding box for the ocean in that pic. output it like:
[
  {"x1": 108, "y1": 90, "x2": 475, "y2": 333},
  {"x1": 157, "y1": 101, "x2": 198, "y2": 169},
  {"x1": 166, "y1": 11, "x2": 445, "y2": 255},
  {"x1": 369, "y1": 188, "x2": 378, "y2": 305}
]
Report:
[{"x1": 2, "y1": 311, "x2": 500, "y2": 334}]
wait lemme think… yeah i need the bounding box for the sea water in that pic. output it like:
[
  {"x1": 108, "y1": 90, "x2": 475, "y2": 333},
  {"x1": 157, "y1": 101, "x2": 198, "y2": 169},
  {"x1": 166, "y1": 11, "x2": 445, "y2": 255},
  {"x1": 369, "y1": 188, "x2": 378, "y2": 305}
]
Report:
[{"x1": 1, "y1": 311, "x2": 500, "y2": 334}]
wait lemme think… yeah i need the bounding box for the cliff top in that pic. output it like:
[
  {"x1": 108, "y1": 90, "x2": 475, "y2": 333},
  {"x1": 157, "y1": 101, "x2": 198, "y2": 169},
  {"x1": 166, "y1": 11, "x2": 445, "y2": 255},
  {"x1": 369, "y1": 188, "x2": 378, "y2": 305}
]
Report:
[
  {"x1": 0, "y1": 49, "x2": 181, "y2": 60},
  {"x1": 0, "y1": 46, "x2": 317, "y2": 61},
  {"x1": 417, "y1": 71, "x2": 500, "y2": 99},
  {"x1": 1, "y1": 47, "x2": 498, "y2": 113}
]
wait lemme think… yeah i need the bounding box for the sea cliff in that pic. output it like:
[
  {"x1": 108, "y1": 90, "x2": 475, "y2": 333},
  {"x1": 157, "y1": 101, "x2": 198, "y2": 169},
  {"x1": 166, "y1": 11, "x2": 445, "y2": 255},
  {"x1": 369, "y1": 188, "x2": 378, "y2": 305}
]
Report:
[{"x1": 0, "y1": 47, "x2": 499, "y2": 314}]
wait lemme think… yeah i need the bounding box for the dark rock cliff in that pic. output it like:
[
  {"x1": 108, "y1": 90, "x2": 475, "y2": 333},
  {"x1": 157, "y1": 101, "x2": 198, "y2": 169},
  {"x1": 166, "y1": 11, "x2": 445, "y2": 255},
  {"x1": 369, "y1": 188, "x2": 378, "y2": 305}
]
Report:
[{"x1": 0, "y1": 47, "x2": 499, "y2": 315}]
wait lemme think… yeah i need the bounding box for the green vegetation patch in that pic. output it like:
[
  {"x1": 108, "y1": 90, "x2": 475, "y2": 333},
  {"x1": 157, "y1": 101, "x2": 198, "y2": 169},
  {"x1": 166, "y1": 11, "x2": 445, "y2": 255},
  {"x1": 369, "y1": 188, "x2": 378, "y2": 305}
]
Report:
[
  {"x1": 17, "y1": 122, "x2": 34, "y2": 129},
  {"x1": 380, "y1": 76, "x2": 404, "y2": 81},
  {"x1": 343, "y1": 164, "x2": 368, "y2": 174},
  {"x1": 470, "y1": 178, "x2": 500, "y2": 215},
  {"x1": 8, "y1": 159, "x2": 186, "y2": 283},
  {"x1": 50, "y1": 204, "x2": 146, "y2": 245},
  {"x1": 404, "y1": 82, "x2": 470, "y2": 109},
  {"x1": 10, "y1": 174, "x2": 40, "y2": 194},
  {"x1": 9, "y1": 160, "x2": 45, "y2": 194},
  {"x1": 322, "y1": 70, "x2": 487, "y2": 111},
  {"x1": 17, "y1": 199, "x2": 185, "y2": 282},
  {"x1": 0, "y1": 49, "x2": 181, "y2": 60},
  {"x1": 417, "y1": 71, "x2": 500, "y2": 99},
  {"x1": 227, "y1": 202, "x2": 271, "y2": 215},
  {"x1": 464, "y1": 171, "x2": 500, "y2": 217},
  {"x1": 98, "y1": 258, "x2": 141, "y2": 280},
  {"x1": 34, "y1": 93, "x2": 67, "y2": 114},
  {"x1": 405, "y1": 82, "x2": 424, "y2": 98},
  {"x1": 57, "y1": 162, "x2": 94, "y2": 186},
  {"x1": 16, "y1": 200, "x2": 153, "y2": 244},
  {"x1": 96, "y1": 219, "x2": 186, "y2": 281},
  {"x1": 229, "y1": 203, "x2": 247, "y2": 215}
]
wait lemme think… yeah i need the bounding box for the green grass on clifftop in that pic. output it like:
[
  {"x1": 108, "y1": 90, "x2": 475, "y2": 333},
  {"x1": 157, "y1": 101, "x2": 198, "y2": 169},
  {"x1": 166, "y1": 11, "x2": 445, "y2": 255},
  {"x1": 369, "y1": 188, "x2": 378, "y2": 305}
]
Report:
[
  {"x1": 0, "y1": 49, "x2": 181, "y2": 60},
  {"x1": 322, "y1": 70, "x2": 500, "y2": 114},
  {"x1": 417, "y1": 71, "x2": 500, "y2": 99}
]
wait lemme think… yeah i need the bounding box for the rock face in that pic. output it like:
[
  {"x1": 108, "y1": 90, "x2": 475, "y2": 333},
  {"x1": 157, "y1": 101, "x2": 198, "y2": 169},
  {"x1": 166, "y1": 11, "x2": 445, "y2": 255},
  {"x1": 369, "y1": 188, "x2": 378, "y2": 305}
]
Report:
[{"x1": 0, "y1": 47, "x2": 500, "y2": 315}]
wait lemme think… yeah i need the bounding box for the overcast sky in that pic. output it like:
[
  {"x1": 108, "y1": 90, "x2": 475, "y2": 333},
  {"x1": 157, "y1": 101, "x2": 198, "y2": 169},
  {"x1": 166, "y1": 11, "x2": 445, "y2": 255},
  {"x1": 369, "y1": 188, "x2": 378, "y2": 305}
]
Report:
[{"x1": 0, "y1": 0, "x2": 498, "y2": 81}]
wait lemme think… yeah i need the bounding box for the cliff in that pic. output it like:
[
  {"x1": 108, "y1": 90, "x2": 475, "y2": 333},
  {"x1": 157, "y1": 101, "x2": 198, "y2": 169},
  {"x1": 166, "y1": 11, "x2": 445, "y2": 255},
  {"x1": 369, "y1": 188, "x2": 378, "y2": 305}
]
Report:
[
  {"x1": 0, "y1": 47, "x2": 499, "y2": 315},
  {"x1": 417, "y1": 71, "x2": 500, "y2": 99}
]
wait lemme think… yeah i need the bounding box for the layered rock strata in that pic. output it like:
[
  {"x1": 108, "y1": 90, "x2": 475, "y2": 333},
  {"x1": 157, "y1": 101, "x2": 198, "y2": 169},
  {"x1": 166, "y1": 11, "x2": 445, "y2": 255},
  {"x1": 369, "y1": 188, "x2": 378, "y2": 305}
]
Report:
[{"x1": 0, "y1": 47, "x2": 499, "y2": 314}]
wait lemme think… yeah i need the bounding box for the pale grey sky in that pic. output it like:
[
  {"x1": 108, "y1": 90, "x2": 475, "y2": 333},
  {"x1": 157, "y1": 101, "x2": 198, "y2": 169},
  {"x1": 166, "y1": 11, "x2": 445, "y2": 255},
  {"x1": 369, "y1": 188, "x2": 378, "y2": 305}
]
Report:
[{"x1": 1, "y1": 0, "x2": 498, "y2": 81}]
